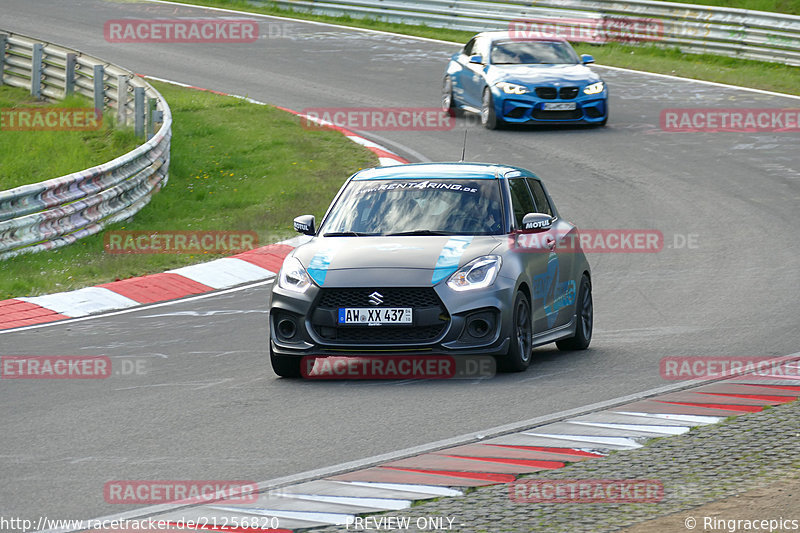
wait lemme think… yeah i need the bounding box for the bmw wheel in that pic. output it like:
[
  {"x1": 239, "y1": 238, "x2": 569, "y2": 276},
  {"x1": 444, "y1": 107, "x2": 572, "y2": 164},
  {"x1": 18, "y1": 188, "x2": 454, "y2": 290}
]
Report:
[
  {"x1": 442, "y1": 76, "x2": 455, "y2": 114},
  {"x1": 481, "y1": 88, "x2": 499, "y2": 130},
  {"x1": 496, "y1": 291, "x2": 532, "y2": 372},
  {"x1": 556, "y1": 275, "x2": 592, "y2": 351}
]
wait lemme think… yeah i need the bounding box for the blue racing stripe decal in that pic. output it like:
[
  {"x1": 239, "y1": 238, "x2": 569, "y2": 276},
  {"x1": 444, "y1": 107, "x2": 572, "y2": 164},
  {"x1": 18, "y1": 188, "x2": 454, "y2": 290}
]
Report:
[
  {"x1": 307, "y1": 247, "x2": 337, "y2": 286},
  {"x1": 431, "y1": 236, "x2": 474, "y2": 284}
]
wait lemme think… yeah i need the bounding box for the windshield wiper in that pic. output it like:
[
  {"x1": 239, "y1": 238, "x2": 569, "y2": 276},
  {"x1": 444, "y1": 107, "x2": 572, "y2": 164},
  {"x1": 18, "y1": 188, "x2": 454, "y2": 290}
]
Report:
[
  {"x1": 385, "y1": 230, "x2": 456, "y2": 236},
  {"x1": 322, "y1": 231, "x2": 379, "y2": 237}
]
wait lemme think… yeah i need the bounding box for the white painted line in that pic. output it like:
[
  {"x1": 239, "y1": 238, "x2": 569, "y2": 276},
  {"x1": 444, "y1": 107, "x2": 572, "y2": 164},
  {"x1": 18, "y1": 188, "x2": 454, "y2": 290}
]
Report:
[
  {"x1": 207, "y1": 505, "x2": 353, "y2": 525},
  {"x1": 277, "y1": 235, "x2": 313, "y2": 247},
  {"x1": 143, "y1": 0, "x2": 799, "y2": 102},
  {"x1": 568, "y1": 421, "x2": 690, "y2": 435},
  {"x1": 0, "y1": 279, "x2": 276, "y2": 335},
  {"x1": 281, "y1": 493, "x2": 411, "y2": 510},
  {"x1": 345, "y1": 135, "x2": 399, "y2": 153},
  {"x1": 614, "y1": 412, "x2": 722, "y2": 425},
  {"x1": 19, "y1": 287, "x2": 139, "y2": 318},
  {"x1": 522, "y1": 433, "x2": 643, "y2": 449},
  {"x1": 594, "y1": 64, "x2": 800, "y2": 100},
  {"x1": 337, "y1": 481, "x2": 462, "y2": 497},
  {"x1": 379, "y1": 157, "x2": 405, "y2": 166},
  {"x1": 143, "y1": 0, "x2": 463, "y2": 46},
  {"x1": 167, "y1": 257, "x2": 275, "y2": 289}
]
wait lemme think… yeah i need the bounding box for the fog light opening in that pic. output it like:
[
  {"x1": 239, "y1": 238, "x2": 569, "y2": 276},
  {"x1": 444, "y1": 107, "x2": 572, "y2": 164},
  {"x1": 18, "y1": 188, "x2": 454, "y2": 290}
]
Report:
[
  {"x1": 467, "y1": 317, "x2": 491, "y2": 338},
  {"x1": 277, "y1": 318, "x2": 297, "y2": 340}
]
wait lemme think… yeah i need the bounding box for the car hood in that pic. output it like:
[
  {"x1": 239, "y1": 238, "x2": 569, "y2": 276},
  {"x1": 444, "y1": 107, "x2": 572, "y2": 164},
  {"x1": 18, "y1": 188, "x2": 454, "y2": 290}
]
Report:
[
  {"x1": 488, "y1": 64, "x2": 600, "y2": 86},
  {"x1": 292, "y1": 235, "x2": 502, "y2": 287}
]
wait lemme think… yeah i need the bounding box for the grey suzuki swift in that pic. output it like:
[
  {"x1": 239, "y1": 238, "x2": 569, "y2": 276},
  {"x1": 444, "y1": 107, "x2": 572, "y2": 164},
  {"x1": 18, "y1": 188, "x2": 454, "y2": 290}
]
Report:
[{"x1": 269, "y1": 162, "x2": 592, "y2": 378}]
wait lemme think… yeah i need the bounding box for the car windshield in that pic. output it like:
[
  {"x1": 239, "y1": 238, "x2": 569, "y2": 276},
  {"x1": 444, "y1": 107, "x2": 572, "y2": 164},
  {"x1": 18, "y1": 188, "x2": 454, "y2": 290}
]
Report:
[
  {"x1": 321, "y1": 178, "x2": 504, "y2": 236},
  {"x1": 491, "y1": 41, "x2": 580, "y2": 65}
]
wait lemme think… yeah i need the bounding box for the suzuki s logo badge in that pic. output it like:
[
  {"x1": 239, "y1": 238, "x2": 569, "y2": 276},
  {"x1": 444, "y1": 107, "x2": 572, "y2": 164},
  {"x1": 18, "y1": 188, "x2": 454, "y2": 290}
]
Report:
[{"x1": 368, "y1": 291, "x2": 384, "y2": 306}]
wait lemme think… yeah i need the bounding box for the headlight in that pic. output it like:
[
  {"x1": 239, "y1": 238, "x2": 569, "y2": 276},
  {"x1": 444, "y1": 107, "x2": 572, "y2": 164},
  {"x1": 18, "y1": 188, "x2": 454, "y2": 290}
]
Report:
[
  {"x1": 278, "y1": 256, "x2": 312, "y2": 293},
  {"x1": 447, "y1": 256, "x2": 502, "y2": 291},
  {"x1": 496, "y1": 82, "x2": 529, "y2": 95},
  {"x1": 583, "y1": 82, "x2": 604, "y2": 95}
]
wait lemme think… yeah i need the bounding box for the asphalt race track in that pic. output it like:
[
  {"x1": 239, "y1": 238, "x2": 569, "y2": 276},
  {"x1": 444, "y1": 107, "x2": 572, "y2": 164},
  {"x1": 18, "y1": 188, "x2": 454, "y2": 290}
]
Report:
[{"x1": 1, "y1": 0, "x2": 798, "y2": 524}]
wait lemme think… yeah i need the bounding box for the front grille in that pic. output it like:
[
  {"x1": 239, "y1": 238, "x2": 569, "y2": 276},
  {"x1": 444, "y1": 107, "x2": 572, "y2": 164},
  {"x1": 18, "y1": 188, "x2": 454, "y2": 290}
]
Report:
[
  {"x1": 535, "y1": 87, "x2": 557, "y2": 99},
  {"x1": 532, "y1": 109, "x2": 583, "y2": 120},
  {"x1": 318, "y1": 287, "x2": 439, "y2": 308},
  {"x1": 332, "y1": 325, "x2": 445, "y2": 342},
  {"x1": 560, "y1": 87, "x2": 579, "y2": 99},
  {"x1": 313, "y1": 287, "x2": 448, "y2": 344}
]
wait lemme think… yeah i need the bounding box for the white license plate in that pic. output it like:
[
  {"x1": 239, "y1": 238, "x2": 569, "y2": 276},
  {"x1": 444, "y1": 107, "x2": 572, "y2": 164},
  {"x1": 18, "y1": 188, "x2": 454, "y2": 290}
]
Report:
[
  {"x1": 339, "y1": 308, "x2": 412, "y2": 325},
  {"x1": 543, "y1": 102, "x2": 577, "y2": 111}
]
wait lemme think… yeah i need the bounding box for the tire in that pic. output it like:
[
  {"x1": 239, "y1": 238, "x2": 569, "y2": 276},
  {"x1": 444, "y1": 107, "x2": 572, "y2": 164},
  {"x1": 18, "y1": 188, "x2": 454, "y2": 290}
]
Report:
[
  {"x1": 442, "y1": 76, "x2": 456, "y2": 114},
  {"x1": 481, "y1": 88, "x2": 500, "y2": 130},
  {"x1": 556, "y1": 275, "x2": 593, "y2": 351},
  {"x1": 270, "y1": 344, "x2": 302, "y2": 378},
  {"x1": 496, "y1": 291, "x2": 533, "y2": 372}
]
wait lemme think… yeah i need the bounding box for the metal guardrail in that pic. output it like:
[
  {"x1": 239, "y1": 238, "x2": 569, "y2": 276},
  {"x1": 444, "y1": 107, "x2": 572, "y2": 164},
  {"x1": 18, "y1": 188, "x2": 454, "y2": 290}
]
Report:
[
  {"x1": 0, "y1": 30, "x2": 172, "y2": 260},
  {"x1": 269, "y1": 0, "x2": 800, "y2": 66}
]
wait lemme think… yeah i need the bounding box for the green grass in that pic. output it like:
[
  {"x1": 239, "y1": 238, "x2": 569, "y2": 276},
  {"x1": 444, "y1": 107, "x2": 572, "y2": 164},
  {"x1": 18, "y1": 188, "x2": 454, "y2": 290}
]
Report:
[
  {"x1": 0, "y1": 81, "x2": 376, "y2": 299},
  {"x1": 164, "y1": 0, "x2": 800, "y2": 96},
  {"x1": 657, "y1": 0, "x2": 799, "y2": 13},
  {"x1": 0, "y1": 87, "x2": 140, "y2": 190}
]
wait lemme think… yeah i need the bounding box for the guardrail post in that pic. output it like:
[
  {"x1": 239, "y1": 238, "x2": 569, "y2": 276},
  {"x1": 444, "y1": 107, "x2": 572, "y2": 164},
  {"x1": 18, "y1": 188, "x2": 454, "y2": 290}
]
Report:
[
  {"x1": 134, "y1": 86, "x2": 145, "y2": 138},
  {"x1": 117, "y1": 75, "x2": 128, "y2": 126},
  {"x1": 31, "y1": 43, "x2": 44, "y2": 98},
  {"x1": 93, "y1": 65, "x2": 105, "y2": 114},
  {"x1": 146, "y1": 97, "x2": 157, "y2": 139},
  {"x1": 0, "y1": 34, "x2": 7, "y2": 86},
  {"x1": 65, "y1": 53, "x2": 76, "y2": 96}
]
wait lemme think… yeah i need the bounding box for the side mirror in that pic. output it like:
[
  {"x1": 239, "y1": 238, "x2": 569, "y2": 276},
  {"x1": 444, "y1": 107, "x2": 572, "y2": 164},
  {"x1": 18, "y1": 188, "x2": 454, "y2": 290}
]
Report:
[
  {"x1": 581, "y1": 54, "x2": 595, "y2": 65},
  {"x1": 521, "y1": 213, "x2": 553, "y2": 233},
  {"x1": 468, "y1": 54, "x2": 483, "y2": 64},
  {"x1": 293, "y1": 215, "x2": 316, "y2": 236}
]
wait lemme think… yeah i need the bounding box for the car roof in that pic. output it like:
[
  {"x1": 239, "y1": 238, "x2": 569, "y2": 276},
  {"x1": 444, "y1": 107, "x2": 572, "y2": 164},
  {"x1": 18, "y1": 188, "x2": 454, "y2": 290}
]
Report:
[
  {"x1": 473, "y1": 31, "x2": 569, "y2": 44},
  {"x1": 351, "y1": 162, "x2": 537, "y2": 181}
]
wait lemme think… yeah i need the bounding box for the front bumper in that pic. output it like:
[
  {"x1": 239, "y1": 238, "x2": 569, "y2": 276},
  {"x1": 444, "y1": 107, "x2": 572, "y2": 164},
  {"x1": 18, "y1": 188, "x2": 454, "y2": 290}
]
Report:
[
  {"x1": 494, "y1": 89, "x2": 607, "y2": 124},
  {"x1": 269, "y1": 277, "x2": 519, "y2": 358}
]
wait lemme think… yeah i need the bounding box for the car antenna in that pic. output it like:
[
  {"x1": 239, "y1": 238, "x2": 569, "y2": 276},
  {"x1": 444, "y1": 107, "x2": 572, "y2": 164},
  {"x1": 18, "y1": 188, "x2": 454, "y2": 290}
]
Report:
[{"x1": 459, "y1": 129, "x2": 468, "y2": 162}]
